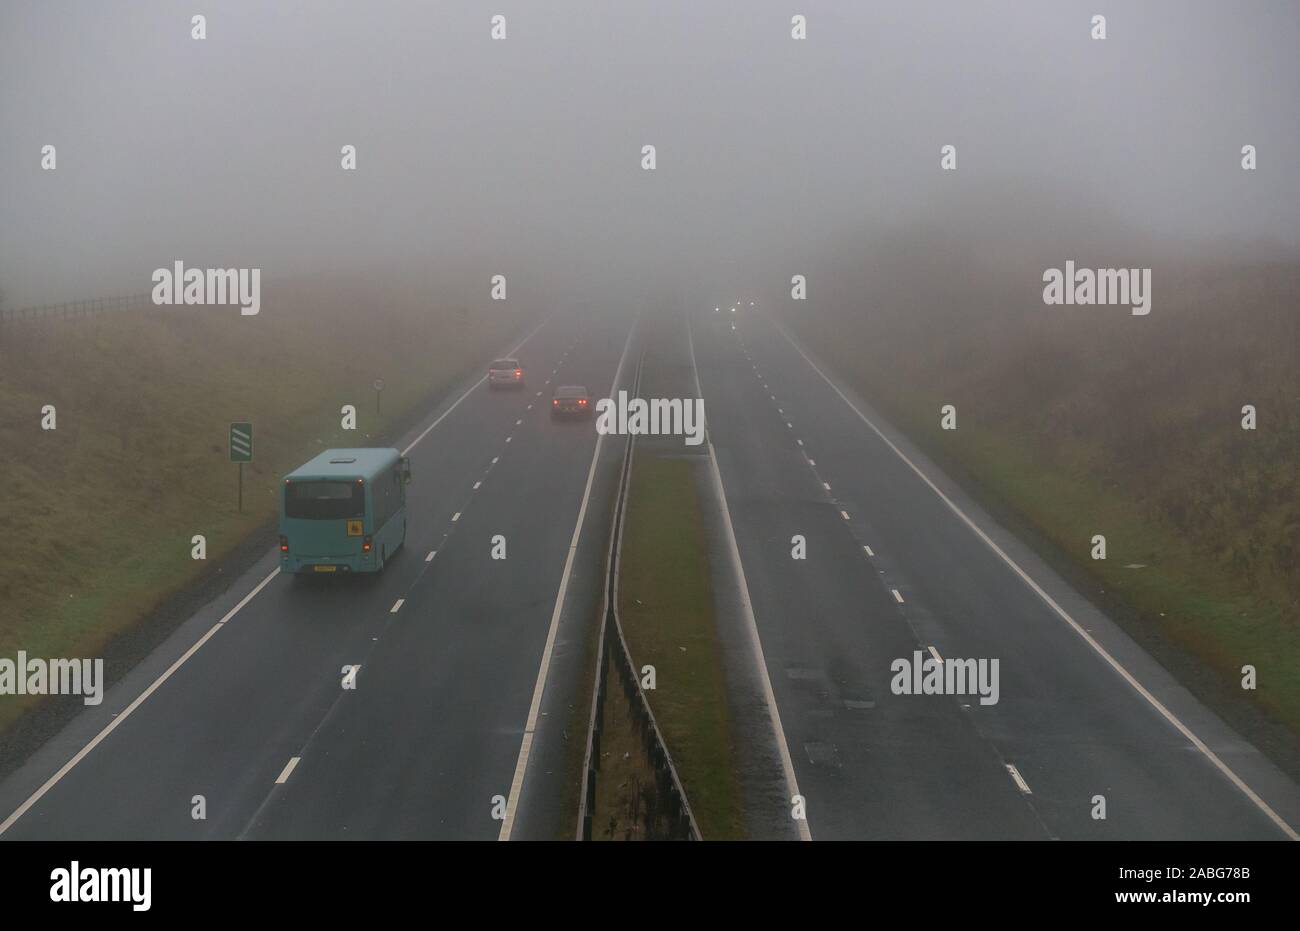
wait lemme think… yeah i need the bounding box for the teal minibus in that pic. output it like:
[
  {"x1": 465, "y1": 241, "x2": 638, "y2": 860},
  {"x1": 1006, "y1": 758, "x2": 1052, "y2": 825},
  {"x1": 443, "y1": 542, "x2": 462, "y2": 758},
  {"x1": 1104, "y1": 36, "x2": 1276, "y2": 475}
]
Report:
[{"x1": 279, "y1": 448, "x2": 411, "y2": 575}]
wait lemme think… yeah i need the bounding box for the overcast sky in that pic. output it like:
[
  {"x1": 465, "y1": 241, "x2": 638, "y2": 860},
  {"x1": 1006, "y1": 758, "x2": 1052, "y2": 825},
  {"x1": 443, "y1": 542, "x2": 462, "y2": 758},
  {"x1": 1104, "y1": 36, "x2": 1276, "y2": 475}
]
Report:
[{"x1": 2, "y1": 0, "x2": 1296, "y2": 306}]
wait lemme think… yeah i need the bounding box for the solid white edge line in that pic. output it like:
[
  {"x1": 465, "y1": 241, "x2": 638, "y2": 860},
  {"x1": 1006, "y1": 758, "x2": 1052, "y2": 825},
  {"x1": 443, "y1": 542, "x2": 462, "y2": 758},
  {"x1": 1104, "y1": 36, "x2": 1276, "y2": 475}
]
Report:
[
  {"x1": 928, "y1": 645, "x2": 942, "y2": 664},
  {"x1": 688, "y1": 312, "x2": 812, "y2": 841},
  {"x1": 275, "y1": 757, "x2": 301, "y2": 785},
  {"x1": 218, "y1": 567, "x2": 281, "y2": 625},
  {"x1": 892, "y1": 589, "x2": 905, "y2": 604},
  {"x1": 1, "y1": 320, "x2": 554, "y2": 837},
  {"x1": 390, "y1": 599, "x2": 404, "y2": 613},
  {"x1": 772, "y1": 317, "x2": 1299, "y2": 841},
  {"x1": 498, "y1": 317, "x2": 638, "y2": 841}
]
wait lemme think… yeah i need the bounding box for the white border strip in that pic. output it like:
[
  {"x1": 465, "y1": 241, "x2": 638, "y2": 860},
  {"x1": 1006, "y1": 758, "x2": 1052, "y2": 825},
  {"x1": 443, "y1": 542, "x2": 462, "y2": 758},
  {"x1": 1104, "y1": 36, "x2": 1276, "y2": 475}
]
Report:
[{"x1": 772, "y1": 318, "x2": 1298, "y2": 841}]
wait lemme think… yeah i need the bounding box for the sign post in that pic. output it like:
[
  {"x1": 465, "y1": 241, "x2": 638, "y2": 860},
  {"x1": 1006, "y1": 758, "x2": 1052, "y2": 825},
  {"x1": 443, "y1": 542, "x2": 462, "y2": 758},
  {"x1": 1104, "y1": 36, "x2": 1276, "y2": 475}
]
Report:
[
  {"x1": 373, "y1": 378, "x2": 385, "y2": 415},
  {"x1": 229, "y1": 422, "x2": 253, "y2": 512}
]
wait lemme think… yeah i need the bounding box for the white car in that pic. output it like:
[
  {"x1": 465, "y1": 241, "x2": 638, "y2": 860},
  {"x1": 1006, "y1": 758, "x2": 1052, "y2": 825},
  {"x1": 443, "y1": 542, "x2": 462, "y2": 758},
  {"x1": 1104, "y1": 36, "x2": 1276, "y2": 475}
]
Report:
[{"x1": 488, "y1": 358, "x2": 525, "y2": 389}]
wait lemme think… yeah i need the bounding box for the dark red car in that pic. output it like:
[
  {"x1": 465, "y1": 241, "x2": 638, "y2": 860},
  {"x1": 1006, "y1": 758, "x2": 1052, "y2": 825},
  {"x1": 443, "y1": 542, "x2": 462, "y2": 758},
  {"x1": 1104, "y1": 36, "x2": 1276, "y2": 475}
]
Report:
[{"x1": 551, "y1": 385, "x2": 591, "y2": 418}]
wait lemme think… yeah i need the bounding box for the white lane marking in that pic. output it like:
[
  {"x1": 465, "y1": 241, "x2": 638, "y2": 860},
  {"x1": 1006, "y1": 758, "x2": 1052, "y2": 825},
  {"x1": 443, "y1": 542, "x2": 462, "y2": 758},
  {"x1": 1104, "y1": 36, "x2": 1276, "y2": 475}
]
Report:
[
  {"x1": 786, "y1": 422, "x2": 793, "y2": 429},
  {"x1": 807, "y1": 459, "x2": 816, "y2": 466},
  {"x1": 1006, "y1": 763, "x2": 1032, "y2": 795},
  {"x1": 892, "y1": 589, "x2": 905, "y2": 604},
  {"x1": 0, "y1": 565, "x2": 281, "y2": 836},
  {"x1": 473, "y1": 481, "x2": 481, "y2": 490},
  {"x1": 536, "y1": 391, "x2": 542, "y2": 397},
  {"x1": 822, "y1": 482, "x2": 831, "y2": 491},
  {"x1": 688, "y1": 314, "x2": 811, "y2": 841},
  {"x1": 390, "y1": 599, "x2": 405, "y2": 614},
  {"x1": 491, "y1": 456, "x2": 499, "y2": 465},
  {"x1": 402, "y1": 319, "x2": 548, "y2": 457},
  {"x1": 425, "y1": 550, "x2": 436, "y2": 562},
  {"x1": 840, "y1": 510, "x2": 850, "y2": 521},
  {"x1": 516, "y1": 419, "x2": 522, "y2": 426},
  {"x1": 451, "y1": 512, "x2": 461, "y2": 522},
  {"x1": 773, "y1": 318, "x2": 1300, "y2": 840},
  {"x1": 505, "y1": 436, "x2": 512, "y2": 443},
  {"x1": 864, "y1": 545, "x2": 875, "y2": 557},
  {"x1": 796, "y1": 438, "x2": 803, "y2": 446},
  {"x1": 928, "y1": 645, "x2": 943, "y2": 664},
  {"x1": 500, "y1": 318, "x2": 639, "y2": 841},
  {"x1": 778, "y1": 408, "x2": 784, "y2": 415},
  {"x1": 526, "y1": 404, "x2": 532, "y2": 410},
  {"x1": 276, "y1": 757, "x2": 301, "y2": 785}
]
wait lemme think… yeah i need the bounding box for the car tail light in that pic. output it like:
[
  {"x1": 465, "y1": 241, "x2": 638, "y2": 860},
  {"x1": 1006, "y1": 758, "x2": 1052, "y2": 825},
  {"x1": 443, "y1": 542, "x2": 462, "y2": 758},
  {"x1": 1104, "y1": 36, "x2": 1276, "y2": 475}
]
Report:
[
  {"x1": 362, "y1": 535, "x2": 373, "y2": 553},
  {"x1": 515, "y1": 369, "x2": 522, "y2": 377},
  {"x1": 279, "y1": 535, "x2": 289, "y2": 553},
  {"x1": 578, "y1": 398, "x2": 587, "y2": 405},
  {"x1": 553, "y1": 399, "x2": 559, "y2": 405}
]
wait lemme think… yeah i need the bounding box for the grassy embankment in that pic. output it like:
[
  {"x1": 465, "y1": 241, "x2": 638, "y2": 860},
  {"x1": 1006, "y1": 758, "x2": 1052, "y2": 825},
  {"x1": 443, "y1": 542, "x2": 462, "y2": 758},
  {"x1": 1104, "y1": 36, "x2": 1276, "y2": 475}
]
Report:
[
  {"x1": 611, "y1": 448, "x2": 745, "y2": 839},
  {"x1": 787, "y1": 249, "x2": 1299, "y2": 747},
  {"x1": 0, "y1": 277, "x2": 524, "y2": 733}
]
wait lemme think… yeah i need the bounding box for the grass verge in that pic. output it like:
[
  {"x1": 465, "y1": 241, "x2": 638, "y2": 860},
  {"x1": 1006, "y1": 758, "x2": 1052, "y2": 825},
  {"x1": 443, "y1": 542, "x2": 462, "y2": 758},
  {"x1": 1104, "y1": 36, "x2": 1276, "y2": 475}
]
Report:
[{"x1": 615, "y1": 453, "x2": 745, "y2": 839}]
